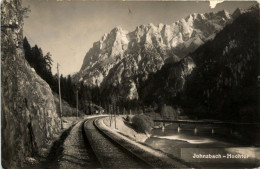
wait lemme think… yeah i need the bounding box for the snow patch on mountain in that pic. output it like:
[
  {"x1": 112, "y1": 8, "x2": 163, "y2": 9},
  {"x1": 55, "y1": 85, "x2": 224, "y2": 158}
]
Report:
[{"x1": 74, "y1": 9, "x2": 241, "y2": 99}]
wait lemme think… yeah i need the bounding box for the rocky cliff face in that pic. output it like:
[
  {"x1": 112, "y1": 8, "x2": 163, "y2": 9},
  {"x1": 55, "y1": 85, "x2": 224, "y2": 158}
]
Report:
[
  {"x1": 1, "y1": 0, "x2": 61, "y2": 168},
  {"x1": 140, "y1": 5, "x2": 259, "y2": 123},
  {"x1": 75, "y1": 9, "x2": 234, "y2": 99}
]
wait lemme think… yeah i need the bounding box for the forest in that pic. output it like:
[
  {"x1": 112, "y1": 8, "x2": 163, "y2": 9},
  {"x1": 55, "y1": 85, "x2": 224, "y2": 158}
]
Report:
[{"x1": 23, "y1": 37, "x2": 147, "y2": 116}]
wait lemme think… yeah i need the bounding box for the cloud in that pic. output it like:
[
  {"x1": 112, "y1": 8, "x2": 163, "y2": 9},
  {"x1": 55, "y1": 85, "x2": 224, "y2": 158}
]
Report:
[{"x1": 209, "y1": 0, "x2": 224, "y2": 9}]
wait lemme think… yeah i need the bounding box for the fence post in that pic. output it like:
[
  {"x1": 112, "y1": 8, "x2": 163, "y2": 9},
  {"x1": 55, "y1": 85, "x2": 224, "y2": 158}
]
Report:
[{"x1": 178, "y1": 123, "x2": 181, "y2": 133}]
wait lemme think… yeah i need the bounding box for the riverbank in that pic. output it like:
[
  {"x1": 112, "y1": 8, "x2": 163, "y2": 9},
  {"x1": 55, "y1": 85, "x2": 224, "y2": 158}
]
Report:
[
  {"x1": 98, "y1": 117, "x2": 191, "y2": 168},
  {"x1": 103, "y1": 116, "x2": 150, "y2": 142},
  {"x1": 145, "y1": 124, "x2": 260, "y2": 168}
]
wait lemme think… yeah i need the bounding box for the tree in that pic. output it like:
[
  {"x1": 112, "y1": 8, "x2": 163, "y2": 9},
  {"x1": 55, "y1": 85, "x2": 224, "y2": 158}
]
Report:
[
  {"x1": 23, "y1": 37, "x2": 32, "y2": 64},
  {"x1": 44, "y1": 52, "x2": 53, "y2": 71}
]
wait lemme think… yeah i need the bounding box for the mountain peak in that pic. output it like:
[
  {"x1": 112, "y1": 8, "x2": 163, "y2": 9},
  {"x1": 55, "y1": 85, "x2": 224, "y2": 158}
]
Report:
[
  {"x1": 111, "y1": 26, "x2": 126, "y2": 33},
  {"x1": 216, "y1": 9, "x2": 230, "y2": 19},
  {"x1": 148, "y1": 23, "x2": 155, "y2": 27},
  {"x1": 232, "y1": 8, "x2": 244, "y2": 18},
  {"x1": 75, "y1": 8, "x2": 235, "y2": 99},
  {"x1": 247, "y1": 3, "x2": 260, "y2": 11}
]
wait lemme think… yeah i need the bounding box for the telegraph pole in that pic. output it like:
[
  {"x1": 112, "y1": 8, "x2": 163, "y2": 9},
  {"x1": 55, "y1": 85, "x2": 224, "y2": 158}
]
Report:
[
  {"x1": 57, "y1": 63, "x2": 63, "y2": 129},
  {"x1": 111, "y1": 96, "x2": 117, "y2": 129},
  {"x1": 76, "y1": 89, "x2": 78, "y2": 119},
  {"x1": 114, "y1": 100, "x2": 117, "y2": 129},
  {"x1": 109, "y1": 104, "x2": 112, "y2": 127}
]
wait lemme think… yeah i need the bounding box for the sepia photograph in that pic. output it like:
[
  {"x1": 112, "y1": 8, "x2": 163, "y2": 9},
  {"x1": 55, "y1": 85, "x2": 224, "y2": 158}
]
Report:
[{"x1": 1, "y1": 0, "x2": 260, "y2": 168}]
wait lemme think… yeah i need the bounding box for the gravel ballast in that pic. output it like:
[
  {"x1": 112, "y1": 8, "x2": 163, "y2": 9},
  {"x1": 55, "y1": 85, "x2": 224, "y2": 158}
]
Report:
[
  {"x1": 84, "y1": 117, "x2": 151, "y2": 168},
  {"x1": 57, "y1": 120, "x2": 100, "y2": 169},
  {"x1": 96, "y1": 117, "x2": 193, "y2": 168}
]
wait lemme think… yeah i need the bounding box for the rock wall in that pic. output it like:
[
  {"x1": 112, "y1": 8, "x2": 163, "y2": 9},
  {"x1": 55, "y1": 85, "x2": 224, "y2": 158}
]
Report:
[{"x1": 1, "y1": 0, "x2": 61, "y2": 168}]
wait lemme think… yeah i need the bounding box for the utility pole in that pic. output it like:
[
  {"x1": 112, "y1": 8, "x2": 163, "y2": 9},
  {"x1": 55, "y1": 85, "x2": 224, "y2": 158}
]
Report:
[
  {"x1": 76, "y1": 89, "x2": 78, "y2": 119},
  {"x1": 111, "y1": 96, "x2": 117, "y2": 129},
  {"x1": 114, "y1": 101, "x2": 117, "y2": 129},
  {"x1": 109, "y1": 104, "x2": 112, "y2": 127},
  {"x1": 57, "y1": 63, "x2": 63, "y2": 129}
]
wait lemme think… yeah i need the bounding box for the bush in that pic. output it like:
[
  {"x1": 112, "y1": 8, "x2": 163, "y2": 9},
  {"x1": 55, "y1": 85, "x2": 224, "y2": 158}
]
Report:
[
  {"x1": 160, "y1": 104, "x2": 179, "y2": 120},
  {"x1": 125, "y1": 115, "x2": 132, "y2": 123},
  {"x1": 144, "y1": 112, "x2": 162, "y2": 127},
  {"x1": 144, "y1": 112, "x2": 162, "y2": 120},
  {"x1": 131, "y1": 114, "x2": 154, "y2": 134}
]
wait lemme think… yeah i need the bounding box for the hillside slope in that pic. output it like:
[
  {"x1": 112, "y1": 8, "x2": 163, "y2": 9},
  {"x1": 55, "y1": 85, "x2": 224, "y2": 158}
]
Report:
[
  {"x1": 183, "y1": 5, "x2": 259, "y2": 122},
  {"x1": 139, "y1": 5, "x2": 259, "y2": 123}
]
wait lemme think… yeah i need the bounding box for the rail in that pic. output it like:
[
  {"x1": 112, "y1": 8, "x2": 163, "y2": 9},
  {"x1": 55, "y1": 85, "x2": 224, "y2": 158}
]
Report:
[
  {"x1": 83, "y1": 117, "x2": 154, "y2": 168},
  {"x1": 92, "y1": 118, "x2": 155, "y2": 168}
]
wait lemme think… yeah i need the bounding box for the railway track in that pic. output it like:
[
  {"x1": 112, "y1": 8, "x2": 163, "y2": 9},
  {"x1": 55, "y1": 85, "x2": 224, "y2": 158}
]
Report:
[
  {"x1": 83, "y1": 117, "x2": 153, "y2": 168},
  {"x1": 83, "y1": 116, "x2": 191, "y2": 168}
]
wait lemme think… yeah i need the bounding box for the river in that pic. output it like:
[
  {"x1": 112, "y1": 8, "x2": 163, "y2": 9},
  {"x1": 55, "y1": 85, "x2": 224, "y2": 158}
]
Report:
[{"x1": 145, "y1": 123, "x2": 260, "y2": 168}]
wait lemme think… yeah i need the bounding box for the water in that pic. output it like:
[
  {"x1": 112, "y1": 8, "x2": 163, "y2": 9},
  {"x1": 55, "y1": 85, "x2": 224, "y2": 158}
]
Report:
[
  {"x1": 146, "y1": 124, "x2": 232, "y2": 158},
  {"x1": 148, "y1": 123, "x2": 234, "y2": 143},
  {"x1": 145, "y1": 123, "x2": 260, "y2": 167}
]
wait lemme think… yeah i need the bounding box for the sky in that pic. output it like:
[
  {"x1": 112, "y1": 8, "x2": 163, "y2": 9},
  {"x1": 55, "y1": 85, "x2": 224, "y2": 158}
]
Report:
[{"x1": 22, "y1": 0, "x2": 257, "y2": 76}]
